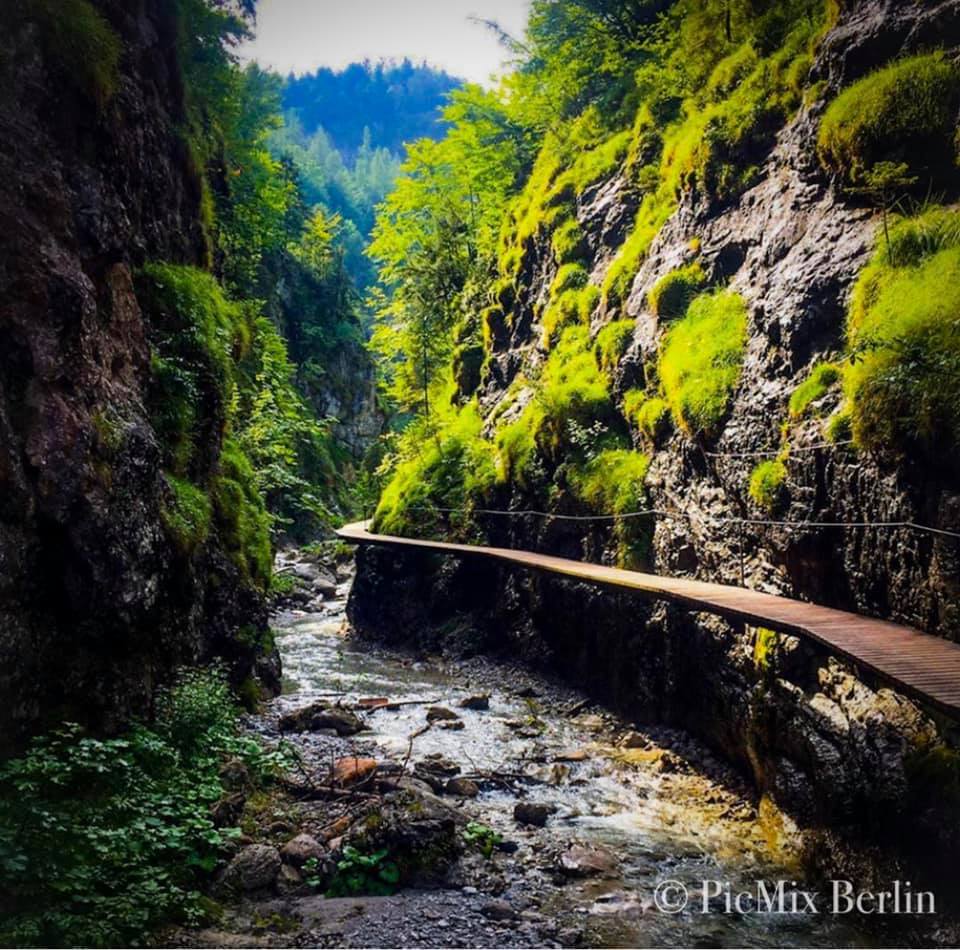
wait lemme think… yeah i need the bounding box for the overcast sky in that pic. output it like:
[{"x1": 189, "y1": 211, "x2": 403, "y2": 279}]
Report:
[{"x1": 238, "y1": 0, "x2": 533, "y2": 85}]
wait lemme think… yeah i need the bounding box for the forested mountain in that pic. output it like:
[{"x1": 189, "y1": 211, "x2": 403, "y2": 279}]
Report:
[{"x1": 282, "y1": 60, "x2": 461, "y2": 160}]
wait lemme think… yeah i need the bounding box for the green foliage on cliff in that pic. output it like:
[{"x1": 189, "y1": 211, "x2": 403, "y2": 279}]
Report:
[
  {"x1": 214, "y1": 438, "x2": 273, "y2": 587},
  {"x1": 0, "y1": 667, "x2": 287, "y2": 948},
  {"x1": 373, "y1": 401, "x2": 497, "y2": 536},
  {"x1": 789, "y1": 362, "x2": 841, "y2": 418},
  {"x1": 17, "y1": 0, "x2": 121, "y2": 106},
  {"x1": 594, "y1": 320, "x2": 634, "y2": 377},
  {"x1": 840, "y1": 207, "x2": 960, "y2": 460},
  {"x1": 568, "y1": 449, "x2": 649, "y2": 515},
  {"x1": 659, "y1": 290, "x2": 748, "y2": 435},
  {"x1": 748, "y1": 459, "x2": 788, "y2": 513},
  {"x1": 648, "y1": 262, "x2": 707, "y2": 320},
  {"x1": 140, "y1": 263, "x2": 332, "y2": 574},
  {"x1": 818, "y1": 54, "x2": 960, "y2": 188},
  {"x1": 162, "y1": 475, "x2": 213, "y2": 555},
  {"x1": 626, "y1": 392, "x2": 672, "y2": 441}
]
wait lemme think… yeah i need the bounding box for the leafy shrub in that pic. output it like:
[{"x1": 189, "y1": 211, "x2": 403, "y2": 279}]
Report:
[
  {"x1": 817, "y1": 54, "x2": 960, "y2": 187},
  {"x1": 0, "y1": 668, "x2": 275, "y2": 948},
  {"x1": 326, "y1": 846, "x2": 400, "y2": 898},
  {"x1": 789, "y1": 363, "x2": 841, "y2": 418},
  {"x1": 374, "y1": 402, "x2": 497, "y2": 535},
  {"x1": 17, "y1": 0, "x2": 121, "y2": 106},
  {"x1": 594, "y1": 319, "x2": 634, "y2": 377},
  {"x1": 161, "y1": 474, "x2": 213, "y2": 555},
  {"x1": 748, "y1": 459, "x2": 788, "y2": 513},
  {"x1": 839, "y1": 208, "x2": 960, "y2": 459},
  {"x1": 659, "y1": 290, "x2": 748, "y2": 435},
  {"x1": 463, "y1": 822, "x2": 502, "y2": 859},
  {"x1": 648, "y1": 262, "x2": 707, "y2": 320}
]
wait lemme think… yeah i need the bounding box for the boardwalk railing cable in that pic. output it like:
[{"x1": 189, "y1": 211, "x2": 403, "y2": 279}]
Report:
[{"x1": 407, "y1": 505, "x2": 960, "y2": 539}]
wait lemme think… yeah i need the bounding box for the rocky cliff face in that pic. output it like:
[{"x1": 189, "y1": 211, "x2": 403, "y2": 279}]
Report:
[
  {"x1": 0, "y1": 0, "x2": 278, "y2": 752},
  {"x1": 351, "y1": 0, "x2": 960, "y2": 879}
]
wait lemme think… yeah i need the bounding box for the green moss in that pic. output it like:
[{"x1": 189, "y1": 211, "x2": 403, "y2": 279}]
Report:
[
  {"x1": 818, "y1": 54, "x2": 960, "y2": 187},
  {"x1": 647, "y1": 262, "x2": 707, "y2": 321},
  {"x1": 789, "y1": 363, "x2": 841, "y2": 418},
  {"x1": 19, "y1": 0, "x2": 121, "y2": 107},
  {"x1": 140, "y1": 263, "x2": 254, "y2": 475},
  {"x1": 601, "y1": 190, "x2": 677, "y2": 312},
  {"x1": 568, "y1": 448, "x2": 651, "y2": 567},
  {"x1": 594, "y1": 320, "x2": 634, "y2": 377},
  {"x1": 551, "y1": 263, "x2": 589, "y2": 297},
  {"x1": 841, "y1": 208, "x2": 960, "y2": 458},
  {"x1": 824, "y1": 410, "x2": 852, "y2": 443},
  {"x1": 551, "y1": 219, "x2": 587, "y2": 264},
  {"x1": 659, "y1": 290, "x2": 748, "y2": 436},
  {"x1": 541, "y1": 284, "x2": 599, "y2": 349},
  {"x1": 748, "y1": 459, "x2": 788, "y2": 513},
  {"x1": 214, "y1": 438, "x2": 272, "y2": 588},
  {"x1": 635, "y1": 397, "x2": 672, "y2": 441},
  {"x1": 534, "y1": 325, "x2": 615, "y2": 456},
  {"x1": 161, "y1": 474, "x2": 213, "y2": 555},
  {"x1": 753, "y1": 627, "x2": 778, "y2": 672},
  {"x1": 568, "y1": 449, "x2": 649, "y2": 515},
  {"x1": 494, "y1": 416, "x2": 537, "y2": 486}
]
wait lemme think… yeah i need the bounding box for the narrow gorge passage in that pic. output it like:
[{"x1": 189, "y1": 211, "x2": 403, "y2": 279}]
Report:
[{"x1": 3, "y1": 0, "x2": 960, "y2": 946}]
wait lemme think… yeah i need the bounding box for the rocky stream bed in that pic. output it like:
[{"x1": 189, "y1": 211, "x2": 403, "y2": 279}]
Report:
[{"x1": 173, "y1": 548, "x2": 953, "y2": 948}]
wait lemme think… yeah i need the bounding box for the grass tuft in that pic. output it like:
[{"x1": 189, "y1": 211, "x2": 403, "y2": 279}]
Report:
[{"x1": 659, "y1": 290, "x2": 748, "y2": 436}]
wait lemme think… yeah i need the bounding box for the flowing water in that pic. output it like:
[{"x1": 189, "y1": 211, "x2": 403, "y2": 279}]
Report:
[{"x1": 270, "y1": 586, "x2": 911, "y2": 948}]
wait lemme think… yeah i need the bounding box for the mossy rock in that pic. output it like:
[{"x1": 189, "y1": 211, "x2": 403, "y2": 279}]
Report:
[{"x1": 818, "y1": 53, "x2": 960, "y2": 188}]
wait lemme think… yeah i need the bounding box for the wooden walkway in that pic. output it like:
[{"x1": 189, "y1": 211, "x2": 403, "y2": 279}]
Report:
[{"x1": 337, "y1": 521, "x2": 960, "y2": 719}]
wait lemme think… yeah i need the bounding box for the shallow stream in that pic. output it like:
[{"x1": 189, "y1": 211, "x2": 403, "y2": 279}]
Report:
[{"x1": 270, "y1": 584, "x2": 909, "y2": 948}]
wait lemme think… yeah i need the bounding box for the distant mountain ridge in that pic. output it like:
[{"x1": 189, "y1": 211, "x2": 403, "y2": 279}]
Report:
[{"x1": 282, "y1": 59, "x2": 462, "y2": 160}]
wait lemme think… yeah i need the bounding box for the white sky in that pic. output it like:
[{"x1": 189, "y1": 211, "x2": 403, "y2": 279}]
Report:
[{"x1": 238, "y1": 0, "x2": 533, "y2": 85}]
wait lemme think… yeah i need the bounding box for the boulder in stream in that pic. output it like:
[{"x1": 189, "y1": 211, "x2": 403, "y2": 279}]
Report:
[
  {"x1": 513, "y1": 802, "x2": 556, "y2": 827},
  {"x1": 279, "y1": 701, "x2": 365, "y2": 735}
]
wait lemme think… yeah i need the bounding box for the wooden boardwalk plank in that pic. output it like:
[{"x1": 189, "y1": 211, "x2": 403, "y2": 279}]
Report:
[{"x1": 337, "y1": 521, "x2": 960, "y2": 719}]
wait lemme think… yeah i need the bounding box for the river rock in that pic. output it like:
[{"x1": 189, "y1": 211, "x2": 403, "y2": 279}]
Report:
[
  {"x1": 279, "y1": 701, "x2": 365, "y2": 735},
  {"x1": 426, "y1": 706, "x2": 461, "y2": 722},
  {"x1": 513, "y1": 802, "x2": 556, "y2": 827},
  {"x1": 223, "y1": 844, "x2": 281, "y2": 893},
  {"x1": 210, "y1": 791, "x2": 245, "y2": 827},
  {"x1": 280, "y1": 833, "x2": 325, "y2": 867},
  {"x1": 445, "y1": 776, "x2": 480, "y2": 798},
  {"x1": 481, "y1": 899, "x2": 517, "y2": 921},
  {"x1": 333, "y1": 756, "x2": 378, "y2": 786},
  {"x1": 459, "y1": 694, "x2": 490, "y2": 710},
  {"x1": 557, "y1": 843, "x2": 618, "y2": 878}
]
